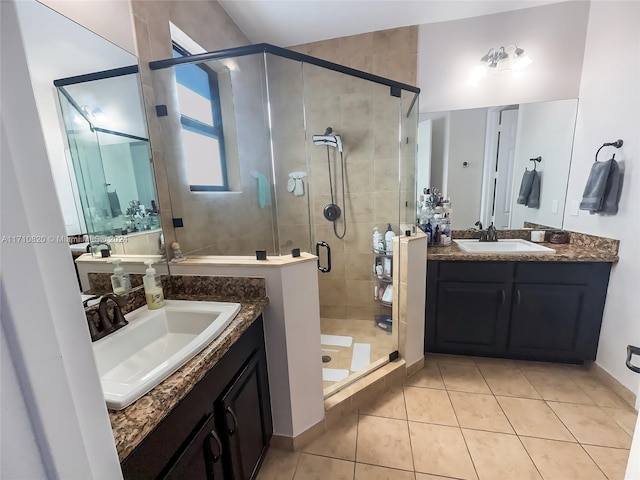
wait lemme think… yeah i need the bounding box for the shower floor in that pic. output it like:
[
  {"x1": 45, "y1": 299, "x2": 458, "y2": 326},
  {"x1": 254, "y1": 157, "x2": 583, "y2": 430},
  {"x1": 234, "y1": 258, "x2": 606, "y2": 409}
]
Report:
[{"x1": 320, "y1": 317, "x2": 396, "y2": 391}]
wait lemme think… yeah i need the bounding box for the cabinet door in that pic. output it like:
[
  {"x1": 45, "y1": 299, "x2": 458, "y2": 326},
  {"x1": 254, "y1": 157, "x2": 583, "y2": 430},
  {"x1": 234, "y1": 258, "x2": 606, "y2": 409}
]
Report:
[
  {"x1": 163, "y1": 412, "x2": 225, "y2": 480},
  {"x1": 218, "y1": 349, "x2": 271, "y2": 480},
  {"x1": 435, "y1": 282, "x2": 509, "y2": 355},
  {"x1": 509, "y1": 283, "x2": 586, "y2": 359}
]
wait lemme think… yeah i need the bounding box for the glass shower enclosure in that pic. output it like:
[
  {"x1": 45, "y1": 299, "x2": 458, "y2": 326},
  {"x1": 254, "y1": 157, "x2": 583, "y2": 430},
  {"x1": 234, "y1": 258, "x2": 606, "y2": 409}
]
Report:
[{"x1": 150, "y1": 44, "x2": 419, "y2": 395}]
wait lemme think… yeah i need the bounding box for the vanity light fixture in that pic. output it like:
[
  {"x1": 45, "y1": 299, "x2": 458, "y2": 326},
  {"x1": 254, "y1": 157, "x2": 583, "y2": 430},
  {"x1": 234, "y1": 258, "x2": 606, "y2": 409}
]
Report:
[{"x1": 468, "y1": 44, "x2": 532, "y2": 85}]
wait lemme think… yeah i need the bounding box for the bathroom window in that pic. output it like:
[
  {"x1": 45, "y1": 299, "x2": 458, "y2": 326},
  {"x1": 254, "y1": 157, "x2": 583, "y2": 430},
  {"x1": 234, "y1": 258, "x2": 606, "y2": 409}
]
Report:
[{"x1": 173, "y1": 43, "x2": 228, "y2": 191}]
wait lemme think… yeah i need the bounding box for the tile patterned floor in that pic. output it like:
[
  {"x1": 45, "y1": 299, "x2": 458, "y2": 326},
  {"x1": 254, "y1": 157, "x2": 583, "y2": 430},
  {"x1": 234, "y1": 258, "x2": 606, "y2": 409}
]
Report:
[{"x1": 258, "y1": 354, "x2": 637, "y2": 480}]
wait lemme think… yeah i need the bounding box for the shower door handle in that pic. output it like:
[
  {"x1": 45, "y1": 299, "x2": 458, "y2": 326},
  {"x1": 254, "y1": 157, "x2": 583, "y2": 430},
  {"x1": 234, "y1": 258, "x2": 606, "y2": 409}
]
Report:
[{"x1": 316, "y1": 241, "x2": 332, "y2": 273}]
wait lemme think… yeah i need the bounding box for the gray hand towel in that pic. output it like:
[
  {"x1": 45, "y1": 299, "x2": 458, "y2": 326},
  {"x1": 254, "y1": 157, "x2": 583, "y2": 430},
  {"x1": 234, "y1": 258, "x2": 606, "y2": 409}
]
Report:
[
  {"x1": 527, "y1": 171, "x2": 540, "y2": 209},
  {"x1": 580, "y1": 159, "x2": 612, "y2": 211},
  {"x1": 107, "y1": 191, "x2": 122, "y2": 217},
  {"x1": 517, "y1": 169, "x2": 536, "y2": 205},
  {"x1": 598, "y1": 158, "x2": 621, "y2": 215}
]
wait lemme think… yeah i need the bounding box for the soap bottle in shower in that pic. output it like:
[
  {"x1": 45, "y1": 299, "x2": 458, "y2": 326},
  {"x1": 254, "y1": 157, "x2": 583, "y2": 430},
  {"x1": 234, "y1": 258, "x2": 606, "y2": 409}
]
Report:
[
  {"x1": 384, "y1": 224, "x2": 395, "y2": 253},
  {"x1": 373, "y1": 227, "x2": 382, "y2": 252}
]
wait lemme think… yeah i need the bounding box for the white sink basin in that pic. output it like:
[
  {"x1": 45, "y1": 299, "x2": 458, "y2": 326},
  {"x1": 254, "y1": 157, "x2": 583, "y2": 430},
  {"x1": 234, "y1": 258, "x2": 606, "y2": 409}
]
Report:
[
  {"x1": 92, "y1": 300, "x2": 241, "y2": 410},
  {"x1": 454, "y1": 239, "x2": 556, "y2": 254}
]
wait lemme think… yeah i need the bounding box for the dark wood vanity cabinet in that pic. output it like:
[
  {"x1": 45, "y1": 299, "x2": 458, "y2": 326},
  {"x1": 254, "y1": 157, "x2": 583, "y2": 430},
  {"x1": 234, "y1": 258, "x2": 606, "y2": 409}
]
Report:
[
  {"x1": 121, "y1": 316, "x2": 272, "y2": 480},
  {"x1": 426, "y1": 261, "x2": 612, "y2": 362}
]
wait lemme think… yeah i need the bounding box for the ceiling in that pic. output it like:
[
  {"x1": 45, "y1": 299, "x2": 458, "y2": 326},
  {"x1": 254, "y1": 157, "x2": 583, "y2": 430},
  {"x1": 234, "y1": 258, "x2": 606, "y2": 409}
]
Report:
[{"x1": 218, "y1": 0, "x2": 567, "y2": 46}]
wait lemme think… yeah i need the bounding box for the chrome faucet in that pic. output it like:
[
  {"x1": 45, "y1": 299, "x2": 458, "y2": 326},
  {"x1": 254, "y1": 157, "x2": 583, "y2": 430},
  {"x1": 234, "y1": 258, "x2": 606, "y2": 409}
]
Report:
[{"x1": 95, "y1": 293, "x2": 128, "y2": 340}]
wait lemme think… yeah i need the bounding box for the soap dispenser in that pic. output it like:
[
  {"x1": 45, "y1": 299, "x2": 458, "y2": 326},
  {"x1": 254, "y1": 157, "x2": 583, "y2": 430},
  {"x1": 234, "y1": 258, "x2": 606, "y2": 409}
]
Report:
[
  {"x1": 109, "y1": 258, "x2": 131, "y2": 295},
  {"x1": 384, "y1": 223, "x2": 395, "y2": 253},
  {"x1": 143, "y1": 260, "x2": 165, "y2": 309},
  {"x1": 373, "y1": 227, "x2": 382, "y2": 252}
]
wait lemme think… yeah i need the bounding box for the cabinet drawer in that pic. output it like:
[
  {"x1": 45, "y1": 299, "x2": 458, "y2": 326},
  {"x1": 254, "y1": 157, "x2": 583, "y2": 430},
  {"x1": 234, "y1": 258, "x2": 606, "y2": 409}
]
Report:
[
  {"x1": 437, "y1": 261, "x2": 513, "y2": 282},
  {"x1": 515, "y1": 262, "x2": 595, "y2": 284}
]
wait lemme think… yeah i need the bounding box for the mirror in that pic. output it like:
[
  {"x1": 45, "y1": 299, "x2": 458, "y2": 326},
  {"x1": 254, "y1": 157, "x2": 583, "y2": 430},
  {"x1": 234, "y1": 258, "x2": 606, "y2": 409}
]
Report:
[
  {"x1": 15, "y1": 0, "x2": 163, "y2": 259},
  {"x1": 417, "y1": 98, "x2": 578, "y2": 230}
]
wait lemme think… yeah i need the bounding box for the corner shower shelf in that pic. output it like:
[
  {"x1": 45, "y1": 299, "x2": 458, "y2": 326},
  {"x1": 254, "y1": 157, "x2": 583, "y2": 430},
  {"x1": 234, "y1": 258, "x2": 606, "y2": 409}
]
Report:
[
  {"x1": 374, "y1": 274, "x2": 393, "y2": 283},
  {"x1": 375, "y1": 297, "x2": 393, "y2": 307},
  {"x1": 373, "y1": 248, "x2": 393, "y2": 256}
]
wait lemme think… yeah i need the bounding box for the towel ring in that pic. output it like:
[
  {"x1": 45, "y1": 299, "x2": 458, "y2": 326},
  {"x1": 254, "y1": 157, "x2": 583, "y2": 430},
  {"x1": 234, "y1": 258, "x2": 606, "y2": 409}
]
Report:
[
  {"x1": 529, "y1": 156, "x2": 542, "y2": 171},
  {"x1": 595, "y1": 139, "x2": 623, "y2": 162}
]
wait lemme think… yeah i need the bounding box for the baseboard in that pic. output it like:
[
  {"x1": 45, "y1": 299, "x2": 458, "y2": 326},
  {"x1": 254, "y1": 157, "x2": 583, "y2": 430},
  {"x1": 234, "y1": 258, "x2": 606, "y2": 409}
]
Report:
[
  {"x1": 270, "y1": 418, "x2": 327, "y2": 452},
  {"x1": 589, "y1": 362, "x2": 637, "y2": 410},
  {"x1": 407, "y1": 357, "x2": 425, "y2": 377}
]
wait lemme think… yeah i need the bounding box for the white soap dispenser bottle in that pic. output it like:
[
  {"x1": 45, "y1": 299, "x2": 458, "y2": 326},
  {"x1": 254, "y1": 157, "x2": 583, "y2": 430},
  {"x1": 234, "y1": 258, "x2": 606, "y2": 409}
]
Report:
[
  {"x1": 109, "y1": 258, "x2": 131, "y2": 295},
  {"x1": 373, "y1": 227, "x2": 382, "y2": 252},
  {"x1": 384, "y1": 223, "x2": 395, "y2": 253},
  {"x1": 143, "y1": 260, "x2": 165, "y2": 309}
]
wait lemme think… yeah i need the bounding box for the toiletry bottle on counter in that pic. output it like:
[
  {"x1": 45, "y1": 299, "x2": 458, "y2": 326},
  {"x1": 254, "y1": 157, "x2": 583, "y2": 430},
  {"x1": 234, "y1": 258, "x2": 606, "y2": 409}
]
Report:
[
  {"x1": 425, "y1": 220, "x2": 432, "y2": 245},
  {"x1": 143, "y1": 260, "x2": 165, "y2": 309},
  {"x1": 109, "y1": 258, "x2": 131, "y2": 295},
  {"x1": 384, "y1": 224, "x2": 395, "y2": 253}
]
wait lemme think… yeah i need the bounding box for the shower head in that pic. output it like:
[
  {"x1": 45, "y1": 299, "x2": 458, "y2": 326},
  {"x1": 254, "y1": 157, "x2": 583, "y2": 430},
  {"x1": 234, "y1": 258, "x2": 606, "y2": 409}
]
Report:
[{"x1": 313, "y1": 133, "x2": 343, "y2": 153}]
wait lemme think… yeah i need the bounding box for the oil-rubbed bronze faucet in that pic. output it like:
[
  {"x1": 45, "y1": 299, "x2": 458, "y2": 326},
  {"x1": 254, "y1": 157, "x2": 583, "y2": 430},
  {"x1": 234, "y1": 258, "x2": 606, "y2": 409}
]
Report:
[
  {"x1": 475, "y1": 221, "x2": 499, "y2": 242},
  {"x1": 96, "y1": 293, "x2": 128, "y2": 339}
]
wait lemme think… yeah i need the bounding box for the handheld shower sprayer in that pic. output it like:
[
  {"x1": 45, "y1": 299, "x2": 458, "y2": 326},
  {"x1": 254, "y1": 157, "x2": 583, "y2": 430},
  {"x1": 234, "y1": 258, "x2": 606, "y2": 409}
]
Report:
[{"x1": 312, "y1": 126, "x2": 343, "y2": 153}]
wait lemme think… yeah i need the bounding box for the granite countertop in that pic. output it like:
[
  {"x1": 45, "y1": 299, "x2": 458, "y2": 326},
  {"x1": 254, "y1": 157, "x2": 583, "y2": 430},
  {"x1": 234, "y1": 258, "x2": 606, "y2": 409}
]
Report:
[
  {"x1": 427, "y1": 242, "x2": 619, "y2": 263},
  {"x1": 109, "y1": 297, "x2": 269, "y2": 461}
]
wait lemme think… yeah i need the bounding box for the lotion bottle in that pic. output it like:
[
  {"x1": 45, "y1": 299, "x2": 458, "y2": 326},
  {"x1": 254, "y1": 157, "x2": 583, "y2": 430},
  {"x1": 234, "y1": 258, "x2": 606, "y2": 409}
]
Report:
[
  {"x1": 143, "y1": 260, "x2": 165, "y2": 309},
  {"x1": 109, "y1": 258, "x2": 131, "y2": 295}
]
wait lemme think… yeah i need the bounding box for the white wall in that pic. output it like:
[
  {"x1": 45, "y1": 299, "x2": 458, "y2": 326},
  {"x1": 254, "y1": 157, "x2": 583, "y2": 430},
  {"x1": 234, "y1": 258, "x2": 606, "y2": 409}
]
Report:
[
  {"x1": 419, "y1": 111, "x2": 449, "y2": 192},
  {"x1": 563, "y1": 0, "x2": 640, "y2": 393},
  {"x1": 38, "y1": 0, "x2": 136, "y2": 55},
  {"x1": 1, "y1": 2, "x2": 123, "y2": 477},
  {"x1": 418, "y1": 1, "x2": 589, "y2": 112},
  {"x1": 510, "y1": 99, "x2": 578, "y2": 228},
  {"x1": 447, "y1": 108, "x2": 487, "y2": 229}
]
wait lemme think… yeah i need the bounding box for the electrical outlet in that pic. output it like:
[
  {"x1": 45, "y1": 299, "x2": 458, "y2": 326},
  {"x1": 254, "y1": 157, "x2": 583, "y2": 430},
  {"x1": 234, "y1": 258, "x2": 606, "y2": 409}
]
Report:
[
  {"x1": 571, "y1": 200, "x2": 580, "y2": 216},
  {"x1": 551, "y1": 199, "x2": 559, "y2": 214}
]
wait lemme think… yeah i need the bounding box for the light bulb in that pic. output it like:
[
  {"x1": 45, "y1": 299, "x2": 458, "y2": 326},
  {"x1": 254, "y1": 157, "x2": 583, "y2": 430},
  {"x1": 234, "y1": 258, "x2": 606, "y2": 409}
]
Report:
[
  {"x1": 467, "y1": 64, "x2": 487, "y2": 86},
  {"x1": 512, "y1": 54, "x2": 532, "y2": 72}
]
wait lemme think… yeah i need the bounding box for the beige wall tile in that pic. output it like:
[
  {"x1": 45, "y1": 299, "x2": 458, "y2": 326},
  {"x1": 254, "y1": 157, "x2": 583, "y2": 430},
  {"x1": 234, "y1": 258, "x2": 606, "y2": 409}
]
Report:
[
  {"x1": 373, "y1": 26, "x2": 418, "y2": 56},
  {"x1": 344, "y1": 222, "x2": 375, "y2": 253},
  {"x1": 463, "y1": 429, "x2": 541, "y2": 480}
]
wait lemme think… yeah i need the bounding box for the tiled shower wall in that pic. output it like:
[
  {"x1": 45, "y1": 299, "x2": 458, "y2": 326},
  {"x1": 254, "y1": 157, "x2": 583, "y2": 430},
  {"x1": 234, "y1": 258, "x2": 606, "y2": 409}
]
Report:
[
  {"x1": 289, "y1": 27, "x2": 419, "y2": 320},
  {"x1": 132, "y1": 1, "x2": 277, "y2": 257}
]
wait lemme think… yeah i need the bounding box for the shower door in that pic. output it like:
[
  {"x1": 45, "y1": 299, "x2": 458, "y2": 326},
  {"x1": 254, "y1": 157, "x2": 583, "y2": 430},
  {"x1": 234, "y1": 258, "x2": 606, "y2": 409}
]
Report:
[{"x1": 293, "y1": 61, "x2": 403, "y2": 394}]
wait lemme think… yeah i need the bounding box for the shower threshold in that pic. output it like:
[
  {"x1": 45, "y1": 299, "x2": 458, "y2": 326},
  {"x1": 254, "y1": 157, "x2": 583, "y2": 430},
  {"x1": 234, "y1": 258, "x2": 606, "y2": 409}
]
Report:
[{"x1": 323, "y1": 356, "x2": 391, "y2": 400}]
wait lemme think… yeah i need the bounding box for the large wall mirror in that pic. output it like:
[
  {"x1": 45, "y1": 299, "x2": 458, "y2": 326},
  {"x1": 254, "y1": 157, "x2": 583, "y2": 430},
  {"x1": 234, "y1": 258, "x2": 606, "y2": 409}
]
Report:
[
  {"x1": 417, "y1": 98, "x2": 578, "y2": 230},
  {"x1": 16, "y1": 0, "x2": 163, "y2": 261}
]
